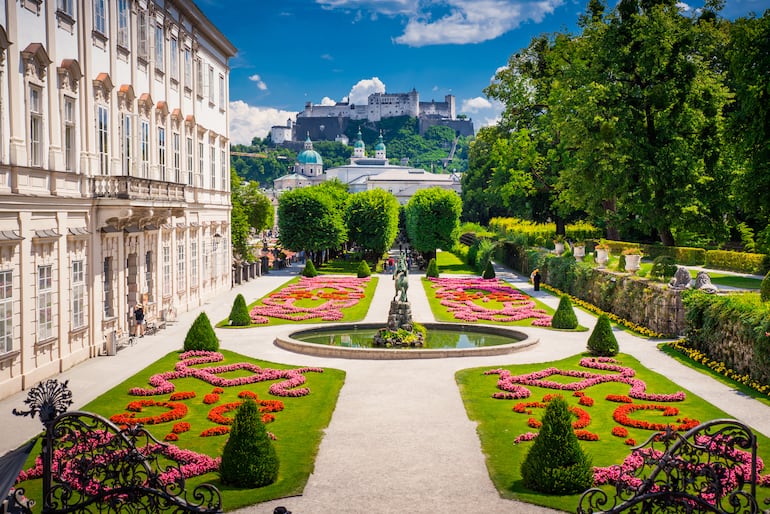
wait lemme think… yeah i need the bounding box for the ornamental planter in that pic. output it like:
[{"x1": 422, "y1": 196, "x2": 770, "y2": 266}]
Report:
[
  {"x1": 595, "y1": 248, "x2": 609, "y2": 268},
  {"x1": 554, "y1": 242, "x2": 565, "y2": 255},
  {"x1": 573, "y1": 245, "x2": 586, "y2": 261},
  {"x1": 624, "y1": 254, "x2": 642, "y2": 274}
]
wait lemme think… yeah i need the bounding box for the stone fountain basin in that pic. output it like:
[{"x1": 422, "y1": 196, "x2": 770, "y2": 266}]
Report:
[{"x1": 275, "y1": 322, "x2": 539, "y2": 360}]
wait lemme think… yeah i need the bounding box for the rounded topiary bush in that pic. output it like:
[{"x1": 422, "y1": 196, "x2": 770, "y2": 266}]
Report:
[
  {"x1": 219, "y1": 399, "x2": 279, "y2": 488},
  {"x1": 357, "y1": 260, "x2": 371, "y2": 278},
  {"x1": 520, "y1": 397, "x2": 594, "y2": 494},
  {"x1": 551, "y1": 295, "x2": 578, "y2": 330},
  {"x1": 425, "y1": 258, "x2": 439, "y2": 278},
  {"x1": 650, "y1": 255, "x2": 677, "y2": 281},
  {"x1": 184, "y1": 312, "x2": 219, "y2": 351},
  {"x1": 586, "y1": 314, "x2": 618, "y2": 356},
  {"x1": 482, "y1": 260, "x2": 496, "y2": 279},
  {"x1": 229, "y1": 293, "x2": 251, "y2": 326},
  {"x1": 761, "y1": 271, "x2": 770, "y2": 302},
  {"x1": 302, "y1": 260, "x2": 318, "y2": 277}
]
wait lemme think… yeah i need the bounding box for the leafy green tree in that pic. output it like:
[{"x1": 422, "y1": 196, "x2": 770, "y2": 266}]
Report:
[
  {"x1": 219, "y1": 399, "x2": 279, "y2": 488},
  {"x1": 404, "y1": 187, "x2": 462, "y2": 259},
  {"x1": 726, "y1": 12, "x2": 770, "y2": 225},
  {"x1": 278, "y1": 185, "x2": 348, "y2": 264},
  {"x1": 238, "y1": 180, "x2": 275, "y2": 234},
  {"x1": 184, "y1": 312, "x2": 219, "y2": 352},
  {"x1": 551, "y1": 295, "x2": 578, "y2": 329},
  {"x1": 553, "y1": 0, "x2": 732, "y2": 245},
  {"x1": 229, "y1": 294, "x2": 251, "y2": 326},
  {"x1": 586, "y1": 314, "x2": 618, "y2": 356},
  {"x1": 345, "y1": 189, "x2": 400, "y2": 260},
  {"x1": 520, "y1": 397, "x2": 593, "y2": 494}
]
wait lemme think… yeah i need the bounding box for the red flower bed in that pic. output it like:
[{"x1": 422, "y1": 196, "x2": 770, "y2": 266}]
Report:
[
  {"x1": 613, "y1": 404, "x2": 700, "y2": 432},
  {"x1": 578, "y1": 396, "x2": 595, "y2": 407},
  {"x1": 170, "y1": 391, "x2": 196, "y2": 401},
  {"x1": 575, "y1": 430, "x2": 599, "y2": 441},
  {"x1": 200, "y1": 426, "x2": 230, "y2": 437},
  {"x1": 612, "y1": 426, "x2": 629, "y2": 438},
  {"x1": 606, "y1": 394, "x2": 634, "y2": 403},
  {"x1": 203, "y1": 393, "x2": 220, "y2": 404},
  {"x1": 164, "y1": 433, "x2": 179, "y2": 441},
  {"x1": 110, "y1": 400, "x2": 188, "y2": 426},
  {"x1": 172, "y1": 422, "x2": 191, "y2": 434}
]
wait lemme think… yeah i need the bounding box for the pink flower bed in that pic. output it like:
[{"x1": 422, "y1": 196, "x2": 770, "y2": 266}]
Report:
[
  {"x1": 428, "y1": 277, "x2": 552, "y2": 326},
  {"x1": 249, "y1": 276, "x2": 370, "y2": 323},
  {"x1": 485, "y1": 357, "x2": 686, "y2": 402},
  {"x1": 128, "y1": 350, "x2": 323, "y2": 397}
]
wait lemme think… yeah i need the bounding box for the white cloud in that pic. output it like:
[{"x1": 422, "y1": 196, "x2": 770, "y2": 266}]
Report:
[
  {"x1": 229, "y1": 100, "x2": 296, "y2": 145},
  {"x1": 320, "y1": 0, "x2": 564, "y2": 47},
  {"x1": 248, "y1": 74, "x2": 268, "y2": 91},
  {"x1": 320, "y1": 96, "x2": 337, "y2": 106},
  {"x1": 348, "y1": 77, "x2": 386, "y2": 105},
  {"x1": 461, "y1": 96, "x2": 492, "y2": 113}
]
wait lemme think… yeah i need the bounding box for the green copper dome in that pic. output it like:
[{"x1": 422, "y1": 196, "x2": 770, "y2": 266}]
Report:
[
  {"x1": 374, "y1": 132, "x2": 386, "y2": 151},
  {"x1": 298, "y1": 149, "x2": 323, "y2": 164},
  {"x1": 354, "y1": 129, "x2": 365, "y2": 148}
]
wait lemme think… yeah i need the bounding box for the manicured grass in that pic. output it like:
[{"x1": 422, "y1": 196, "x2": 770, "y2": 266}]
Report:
[
  {"x1": 217, "y1": 275, "x2": 378, "y2": 327},
  {"x1": 435, "y1": 250, "x2": 475, "y2": 274},
  {"x1": 317, "y1": 256, "x2": 382, "y2": 275},
  {"x1": 16, "y1": 349, "x2": 345, "y2": 512},
  {"x1": 691, "y1": 272, "x2": 762, "y2": 290},
  {"x1": 456, "y1": 353, "x2": 770, "y2": 511},
  {"x1": 422, "y1": 277, "x2": 557, "y2": 327}
]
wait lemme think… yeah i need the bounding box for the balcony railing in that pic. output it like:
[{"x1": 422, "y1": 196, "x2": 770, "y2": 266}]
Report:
[{"x1": 92, "y1": 176, "x2": 186, "y2": 202}]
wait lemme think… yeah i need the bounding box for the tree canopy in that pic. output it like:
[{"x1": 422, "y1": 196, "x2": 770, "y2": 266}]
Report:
[{"x1": 404, "y1": 187, "x2": 462, "y2": 257}]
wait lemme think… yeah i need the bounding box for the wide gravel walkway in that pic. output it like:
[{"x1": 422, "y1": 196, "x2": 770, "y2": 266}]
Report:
[{"x1": 1, "y1": 258, "x2": 768, "y2": 514}]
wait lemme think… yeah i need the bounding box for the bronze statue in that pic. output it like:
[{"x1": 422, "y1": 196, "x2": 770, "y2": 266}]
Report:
[{"x1": 393, "y1": 254, "x2": 409, "y2": 302}]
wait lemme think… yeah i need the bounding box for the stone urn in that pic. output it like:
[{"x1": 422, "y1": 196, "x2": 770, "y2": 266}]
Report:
[
  {"x1": 624, "y1": 254, "x2": 642, "y2": 274},
  {"x1": 554, "y1": 242, "x2": 565, "y2": 255},
  {"x1": 595, "y1": 248, "x2": 609, "y2": 268},
  {"x1": 573, "y1": 245, "x2": 586, "y2": 261}
]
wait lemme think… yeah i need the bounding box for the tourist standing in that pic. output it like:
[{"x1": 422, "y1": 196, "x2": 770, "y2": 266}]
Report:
[
  {"x1": 532, "y1": 269, "x2": 542, "y2": 291},
  {"x1": 134, "y1": 303, "x2": 145, "y2": 338}
]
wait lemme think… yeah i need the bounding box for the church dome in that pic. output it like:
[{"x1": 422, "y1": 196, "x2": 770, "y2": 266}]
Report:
[
  {"x1": 354, "y1": 129, "x2": 365, "y2": 149},
  {"x1": 374, "y1": 133, "x2": 386, "y2": 151},
  {"x1": 298, "y1": 134, "x2": 323, "y2": 165},
  {"x1": 298, "y1": 148, "x2": 323, "y2": 164}
]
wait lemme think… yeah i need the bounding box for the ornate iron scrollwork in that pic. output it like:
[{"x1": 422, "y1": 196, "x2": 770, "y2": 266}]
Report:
[
  {"x1": 13, "y1": 379, "x2": 222, "y2": 513},
  {"x1": 577, "y1": 419, "x2": 763, "y2": 513}
]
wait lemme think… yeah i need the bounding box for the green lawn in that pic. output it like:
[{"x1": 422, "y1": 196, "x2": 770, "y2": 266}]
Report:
[
  {"x1": 16, "y1": 349, "x2": 345, "y2": 512},
  {"x1": 218, "y1": 275, "x2": 378, "y2": 327},
  {"x1": 456, "y1": 352, "x2": 770, "y2": 512},
  {"x1": 436, "y1": 250, "x2": 475, "y2": 274}
]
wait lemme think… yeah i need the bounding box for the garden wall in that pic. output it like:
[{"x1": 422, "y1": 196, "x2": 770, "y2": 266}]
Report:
[
  {"x1": 681, "y1": 291, "x2": 770, "y2": 384},
  {"x1": 497, "y1": 242, "x2": 685, "y2": 337}
]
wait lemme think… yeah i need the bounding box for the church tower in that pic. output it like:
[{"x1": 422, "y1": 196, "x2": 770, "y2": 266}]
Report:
[
  {"x1": 352, "y1": 128, "x2": 366, "y2": 161},
  {"x1": 374, "y1": 130, "x2": 387, "y2": 161}
]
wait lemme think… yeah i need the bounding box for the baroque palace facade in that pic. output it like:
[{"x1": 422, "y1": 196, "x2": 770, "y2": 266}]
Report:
[{"x1": 0, "y1": 0, "x2": 236, "y2": 399}]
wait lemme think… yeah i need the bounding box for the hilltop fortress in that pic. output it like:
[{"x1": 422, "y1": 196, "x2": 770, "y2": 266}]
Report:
[{"x1": 272, "y1": 89, "x2": 475, "y2": 144}]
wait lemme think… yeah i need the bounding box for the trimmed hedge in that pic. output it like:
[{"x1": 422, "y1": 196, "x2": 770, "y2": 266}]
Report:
[
  {"x1": 426, "y1": 258, "x2": 439, "y2": 278},
  {"x1": 641, "y1": 245, "x2": 707, "y2": 266},
  {"x1": 520, "y1": 397, "x2": 593, "y2": 494},
  {"x1": 587, "y1": 314, "x2": 619, "y2": 356},
  {"x1": 551, "y1": 295, "x2": 579, "y2": 330},
  {"x1": 184, "y1": 312, "x2": 219, "y2": 352},
  {"x1": 704, "y1": 250, "x2": 770, "y2": 275},
  {"x1": 357, "y1": 260, "x2": 371, "y2": 278},
  {"x1": 229, "y1": 294, "x2": 251, "y2": 326},
  {"x1": 301, "y1": 260, "x2": 318, "y2": 277},
  {"x1": 219, "y1": 399, "x2": 279, "y2": 488}
]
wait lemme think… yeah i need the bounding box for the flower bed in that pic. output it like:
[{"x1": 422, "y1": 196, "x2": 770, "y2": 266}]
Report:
[
  {"x1": 248, "y1": 276, "x2": 370, "y2": 324},
  {"x1": 128, "y1": 350, "x2": 323, "y2": 397},
  {"x1": 427, "y1": 277, "x2": 552, "y2": 326}
]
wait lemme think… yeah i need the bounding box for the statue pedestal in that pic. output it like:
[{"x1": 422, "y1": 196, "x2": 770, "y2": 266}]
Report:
[{"x1": 373, "y1": 300, "x2": 424, "y2": 347}]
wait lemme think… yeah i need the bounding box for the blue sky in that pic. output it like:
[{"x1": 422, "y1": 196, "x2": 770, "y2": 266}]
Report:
[{"x1": 197, "y1": 0, "x2": 769, "y2": 145}]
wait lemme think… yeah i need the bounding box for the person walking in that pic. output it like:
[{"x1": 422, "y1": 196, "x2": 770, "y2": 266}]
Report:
[
  {"x1": 134, "y1": 303, "x2": 145, "y2": 338},
  {"x1": 532, "y1": 269, "x2": 542, "y2": 291}
]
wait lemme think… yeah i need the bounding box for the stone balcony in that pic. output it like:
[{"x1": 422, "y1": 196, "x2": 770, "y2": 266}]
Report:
[{"x1": 92, "y1": 176, "x2": 186, "y2": 202}]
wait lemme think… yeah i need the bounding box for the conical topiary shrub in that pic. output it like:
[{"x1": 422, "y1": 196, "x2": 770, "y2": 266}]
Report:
[
  {"x1": 482, "y1": 260, "x2": 496, "y2": 279},
  {"x1": 551, "y1": 295, "x2": 578, "y2": 330},
  {"x1": 520, "y1": 397, "x2": 593, "y2": 494},
  {"x1": 425, "y1": 258, "x2": 439, "y2": 278},
  {"x1": 357, "y1": 260, "x2": 371, "y2": 278},
  {"x1": 586, "y1": 314, "x2": 618, "y2": 356},
  {"x1": 183, "y1": 312, "x2": 219, "y2": 351},
  {"x1": 301, "y1": 260, "x2": 318, "y2": 277},
  {"x1": 219, "y1": 399, "x2": 279, "y2": 488},
  {"x1": 229, "y1": 293, "x2": 251, "y2": 326},
  {"x1": 761, "y1": 271, "x2": 770, "y2": 302}
]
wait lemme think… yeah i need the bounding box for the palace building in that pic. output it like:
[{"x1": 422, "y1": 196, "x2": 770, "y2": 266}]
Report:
[{"x1": 0, "y1": 0, "x2": 236, "y2": 399}]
